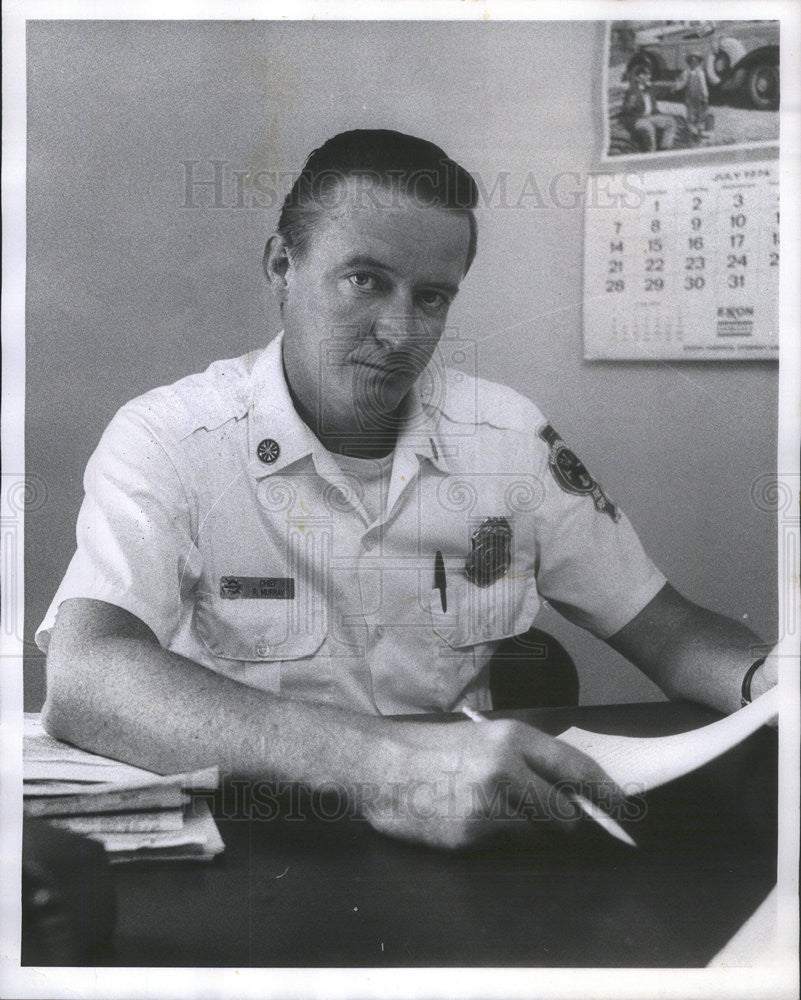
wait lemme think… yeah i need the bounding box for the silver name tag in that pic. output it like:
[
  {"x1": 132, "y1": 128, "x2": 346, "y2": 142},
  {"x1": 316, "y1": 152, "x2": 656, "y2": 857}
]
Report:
[{"x1": 219, "y1": 577, "x2": 295, "y2": 599}]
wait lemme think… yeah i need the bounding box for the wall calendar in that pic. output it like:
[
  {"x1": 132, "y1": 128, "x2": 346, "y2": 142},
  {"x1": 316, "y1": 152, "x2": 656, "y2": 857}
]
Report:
[{"x1": 583, "y1": 160, "x2": 779, "y2": 360}]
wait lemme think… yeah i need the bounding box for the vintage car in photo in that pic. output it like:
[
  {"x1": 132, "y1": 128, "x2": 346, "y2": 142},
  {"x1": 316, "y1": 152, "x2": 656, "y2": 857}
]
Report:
[{"x1": 625, "y1": 20, "x2": 779, "y2": 110}]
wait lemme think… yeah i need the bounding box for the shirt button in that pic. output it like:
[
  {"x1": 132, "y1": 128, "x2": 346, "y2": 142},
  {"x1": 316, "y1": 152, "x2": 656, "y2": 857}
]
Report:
[
  {"x1": 375, "y1": 626, "x2": 385, "y2": 640},
  {"x1": 255, "y1": 642, "x2": 271, "y2": 657},
  {"x1": 362, "y1": 538, "x2": 374, "y2": 552}
]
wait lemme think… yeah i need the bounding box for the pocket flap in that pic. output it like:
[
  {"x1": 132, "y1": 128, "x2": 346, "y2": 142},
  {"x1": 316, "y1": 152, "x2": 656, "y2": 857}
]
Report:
[{"x1": 194, "y1": 591, "x2": 326, "y2": 662}]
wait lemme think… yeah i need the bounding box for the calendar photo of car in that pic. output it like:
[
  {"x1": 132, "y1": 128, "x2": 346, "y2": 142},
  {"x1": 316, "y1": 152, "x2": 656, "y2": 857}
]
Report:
[{"x1": 604, "y1": 20, "x2": 780, "y2": 159}]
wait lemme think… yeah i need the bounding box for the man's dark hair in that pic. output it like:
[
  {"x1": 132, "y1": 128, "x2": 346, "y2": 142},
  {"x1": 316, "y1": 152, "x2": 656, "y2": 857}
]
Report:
[{"x1": 275, "y1": 129, "x2": 479, "y2": 273}]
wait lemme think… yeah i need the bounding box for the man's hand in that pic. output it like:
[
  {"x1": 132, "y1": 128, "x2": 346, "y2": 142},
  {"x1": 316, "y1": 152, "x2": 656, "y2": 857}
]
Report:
[{"x1": 361, "y1": 718, "x2": 622, "y2": 850}]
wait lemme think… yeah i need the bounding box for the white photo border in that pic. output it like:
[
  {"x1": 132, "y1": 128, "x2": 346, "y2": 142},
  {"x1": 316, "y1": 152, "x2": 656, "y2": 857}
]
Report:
[{"x1": 2, "y1": 3, "x2": 799, "y2": 999}]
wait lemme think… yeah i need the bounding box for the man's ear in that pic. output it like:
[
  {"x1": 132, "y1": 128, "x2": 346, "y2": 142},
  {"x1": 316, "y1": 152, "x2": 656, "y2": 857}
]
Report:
[{"x1": 263, "y1": 234, "x2": 292, "y2": 304}]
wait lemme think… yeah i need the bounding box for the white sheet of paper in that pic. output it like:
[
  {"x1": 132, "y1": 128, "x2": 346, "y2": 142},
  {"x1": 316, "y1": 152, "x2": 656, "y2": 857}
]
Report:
[
  {"x1": 23, "y1": 760, "x2": 158, "y2": 783},
  {"x1": 48, "y1": 809, "x2": 186, "y2": 834},
  {"x1": 558, "y1": 686, "x2": 779, "y2": 793},
  {"x1": 24, "y1": 770, "x2": 218, "y2": 797},
  {"x1": 92, "y1": 800, "x2": 224, "y2": 854},
  {"x1": 22, "y1": 780, "x2": 184, "y2": 798}
]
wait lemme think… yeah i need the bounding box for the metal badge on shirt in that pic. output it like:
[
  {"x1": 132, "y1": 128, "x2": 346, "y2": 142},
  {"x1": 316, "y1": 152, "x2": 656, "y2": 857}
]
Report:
[
  {"x1": 539, "y1": 424, "x2": 620, "y2": 523},
  {"x1": 220, "y1": 577, "x2": 295, "y2": 599},
  {"x1": 465, "y1": 517, "x2": 512, "y2": 588}
]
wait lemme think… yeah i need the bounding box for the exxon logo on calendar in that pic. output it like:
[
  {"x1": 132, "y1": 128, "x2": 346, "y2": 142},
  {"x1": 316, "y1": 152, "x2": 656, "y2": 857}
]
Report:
[{"x1": 716, "y1": 306, "x2": 755, "y2": 338}]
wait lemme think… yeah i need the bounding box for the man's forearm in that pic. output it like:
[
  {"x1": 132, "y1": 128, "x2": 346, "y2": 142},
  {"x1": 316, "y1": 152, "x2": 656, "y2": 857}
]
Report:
[
  {"x1": 44, "y1": 629, "x2": 399, "y2": 791},
  {"x1": 608, "y1": 583, "x2": 772, "y2": 715},
  {"x1": 644, "y1": 612, "x2": 770, "y2": 714}
]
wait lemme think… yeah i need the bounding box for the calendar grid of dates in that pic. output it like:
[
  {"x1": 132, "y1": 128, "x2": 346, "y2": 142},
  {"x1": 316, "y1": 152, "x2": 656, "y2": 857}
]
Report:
[{"x1": 583, "y1": 161, "x2": 779, "y2": 360}]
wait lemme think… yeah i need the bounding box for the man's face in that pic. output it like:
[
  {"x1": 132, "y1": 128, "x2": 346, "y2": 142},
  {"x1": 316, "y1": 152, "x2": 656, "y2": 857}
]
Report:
[
  {"x1": 635, "y1": 70, "x2": 651, "y2": 89},
  {"x1": 278, "y1": 177, "x2": 472, "y2": 439}
]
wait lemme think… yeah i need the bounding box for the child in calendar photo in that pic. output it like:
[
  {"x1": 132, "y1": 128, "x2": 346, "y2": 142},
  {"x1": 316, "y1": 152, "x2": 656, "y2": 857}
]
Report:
[{"x1": 672, "y1": 51, "x2": 713, "y2": 143}]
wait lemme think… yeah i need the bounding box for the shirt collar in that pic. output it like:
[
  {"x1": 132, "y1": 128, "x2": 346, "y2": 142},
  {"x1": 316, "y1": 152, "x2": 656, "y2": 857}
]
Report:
[
  {"x1": 396, "y1": 381, "x2": 453, "y2": 474},
  {"x1": 246, "y1": 332, "x2": 454, "y2": 479},
  {"x1": 246, "y1": 332, "x2": 320, "y2": 479}
]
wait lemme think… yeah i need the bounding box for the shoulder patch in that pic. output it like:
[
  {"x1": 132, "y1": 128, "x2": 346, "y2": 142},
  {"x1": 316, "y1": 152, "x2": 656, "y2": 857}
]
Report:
[{"x1": 538, "y1": 424, "x2": 620, "y2": 523}]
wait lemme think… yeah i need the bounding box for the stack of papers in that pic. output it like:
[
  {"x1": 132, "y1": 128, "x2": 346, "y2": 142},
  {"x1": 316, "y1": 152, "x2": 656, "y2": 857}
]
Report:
[{"x1": 23, "y1": 714, "x2": 224, "y2": 863}]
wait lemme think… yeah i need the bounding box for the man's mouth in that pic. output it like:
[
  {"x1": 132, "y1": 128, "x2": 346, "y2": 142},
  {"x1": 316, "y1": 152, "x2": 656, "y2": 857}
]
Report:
[
  {"x1": 349, "y1": 355, "x2": 396, "y2": 375},
  {"x1": 346, "y1": 348, "x2": 428, "y2": 382}
]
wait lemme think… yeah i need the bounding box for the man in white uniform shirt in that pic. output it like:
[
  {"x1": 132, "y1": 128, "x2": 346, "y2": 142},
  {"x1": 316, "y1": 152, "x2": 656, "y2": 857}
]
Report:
[{"x1": 40, "y1": 130, "x2": 776, "y2": 849}]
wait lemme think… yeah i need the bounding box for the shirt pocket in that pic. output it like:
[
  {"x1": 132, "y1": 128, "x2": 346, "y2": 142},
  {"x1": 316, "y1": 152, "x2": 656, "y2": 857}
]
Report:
[
  {"x1": 428, "y1": 558, "x2": 540, "y2": 649},
  {"x1": 193, "y1": 588, "x2": 327, "y2": 664}
]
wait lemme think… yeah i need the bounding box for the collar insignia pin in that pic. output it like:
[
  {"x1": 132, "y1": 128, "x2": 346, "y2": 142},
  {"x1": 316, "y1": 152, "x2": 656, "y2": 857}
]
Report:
[{"x1": 257, "y1": 438, "x2": 280, "y2": 464}]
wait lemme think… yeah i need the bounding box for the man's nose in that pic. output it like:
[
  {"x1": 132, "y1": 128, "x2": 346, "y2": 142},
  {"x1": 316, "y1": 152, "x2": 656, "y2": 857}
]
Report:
[{"x1": 371, "y1": 295, "x2": 422, "y2": 352}]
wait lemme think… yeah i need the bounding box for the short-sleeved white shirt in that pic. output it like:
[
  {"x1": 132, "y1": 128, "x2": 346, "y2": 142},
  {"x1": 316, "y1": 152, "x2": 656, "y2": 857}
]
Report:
[{"x1": 37, "y1": 333, "x2": 665, "y2": 715}]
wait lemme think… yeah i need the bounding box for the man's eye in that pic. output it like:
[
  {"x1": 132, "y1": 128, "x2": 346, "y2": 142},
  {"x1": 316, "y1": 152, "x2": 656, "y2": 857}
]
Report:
[
  {"x1": 418, "y1": 290, "x2": 449, "y2": 310},
  {"x1": 348, "y1": 273, "x2": 380, "y2": 291}
]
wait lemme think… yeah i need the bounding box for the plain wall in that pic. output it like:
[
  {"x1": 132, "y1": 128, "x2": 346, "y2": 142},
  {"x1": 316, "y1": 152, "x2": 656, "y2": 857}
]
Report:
[{"x1": 24, "y1": 20, "x2": 778, "y2": 710}]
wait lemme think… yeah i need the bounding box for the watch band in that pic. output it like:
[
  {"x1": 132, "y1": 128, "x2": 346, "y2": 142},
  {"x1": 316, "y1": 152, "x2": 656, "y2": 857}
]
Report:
[{"x1": 740, "y1": 657, "x2": 767, "y2": 708}]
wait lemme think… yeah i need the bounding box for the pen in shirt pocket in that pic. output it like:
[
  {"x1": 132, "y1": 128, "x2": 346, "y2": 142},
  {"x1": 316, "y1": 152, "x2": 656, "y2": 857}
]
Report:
[
  {"x1": 434, "y1": 550, "x2": 447, "y2": 612},
  {"x1": 460, "y1": 706, "x2": 637, "y2": 847}
]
